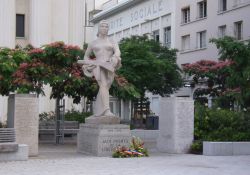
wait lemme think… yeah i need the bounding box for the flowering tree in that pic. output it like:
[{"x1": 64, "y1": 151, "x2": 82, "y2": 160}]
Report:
[
  {"x1": 13, "y1": 42, "x2": 98, "y2": 103},
  {"x1": 184, "y1": 37, "x2": 250, "y2": 108},
  {"x1": 0, "y1": 48, "x2": 30, "y2": 96},
  {"x1": 183, "y1": 59, "x2": 234, "y2": 97}
]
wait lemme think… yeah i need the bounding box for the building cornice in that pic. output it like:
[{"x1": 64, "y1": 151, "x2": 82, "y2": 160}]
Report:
[{"x1": 91, "y1": 0, "x2": 145, "y2": 23}]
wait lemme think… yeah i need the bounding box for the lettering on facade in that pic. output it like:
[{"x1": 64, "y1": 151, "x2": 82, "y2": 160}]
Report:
[
  {"x1": 110, "y1": 17, "x2": 123, "y2": 30},
  {"x1": 130, "y1": 0, "x2": 163, "y2": 22},
  {"x1": 109, "y1": 0, "x2": 163, "y2": 31}
]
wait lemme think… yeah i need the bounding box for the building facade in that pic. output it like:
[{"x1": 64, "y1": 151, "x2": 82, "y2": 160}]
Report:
[
  {"x1": 92, "y1": 0, "x2": 250, "y2": 64},
  {"x1": 92, "y1": 0, "x2": 176, "y2": 47},
  {"x1": 91, "y1": 0, "x2": 250, "y2": 115},
  {"x1": 0, "y1": 0, "x2": 97, "y2": 122},
  {"x1": 176, "y1": 0, "x2": 250, "y2": 65}
]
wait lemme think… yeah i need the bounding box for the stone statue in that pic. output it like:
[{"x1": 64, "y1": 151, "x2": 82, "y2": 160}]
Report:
[{"x1": 78, "y1": 20, "x2": 121, "y2": 119}]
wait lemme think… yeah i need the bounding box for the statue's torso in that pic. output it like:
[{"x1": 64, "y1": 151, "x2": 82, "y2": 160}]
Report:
[{"x1": 91, "y1": 39, "x2": 114, "y2": 62}]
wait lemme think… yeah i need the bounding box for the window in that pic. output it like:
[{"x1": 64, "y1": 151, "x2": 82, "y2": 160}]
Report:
[
  {"x1": 153, "y1": 30, "x2": 160, "y2": 42},
  {"x1": 164, "y1": 27, "x2": 171, "y2": 47},
  {"x1": 182, "y1": 7, "x2": 190, "y2": 24},
  {"x1": 218, "y1": 25, "x2": 226, "y2": 38},
  {"x1": 219, "y1": 0, "x2": 227, "y2": 11},
  {"x1": 198, "y1": 0, "x2": 207, "y2": 18},
  {"x1": 16, "y1": 14, "x2": 25, "y2": 37},
  {"x1": 197, "y1": 31, "x2": 206, "y2": 48},
  {"x1": 181, "y1": 35, "x2": 190, "y2": 51},
  {"x1": 234, "y1": 21, "x2": 243, "y2": 40}
]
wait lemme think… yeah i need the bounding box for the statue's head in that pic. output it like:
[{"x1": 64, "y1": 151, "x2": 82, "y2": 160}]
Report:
[{"x1": 97, "y1": 20, "x2": 109, "y2": 37}]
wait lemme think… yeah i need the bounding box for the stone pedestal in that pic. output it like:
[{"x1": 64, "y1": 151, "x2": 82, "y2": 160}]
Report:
[
  {"x1": 85, "y1": 116, "x2": 120, "y2": 124},
  {"x1": 77, "y1": 122, "x2": 131, "y2": 157},
  {"x1": 157, "y1": 97, "x2": 194, "y2": 153},
  {"x1": 7, "y1": 94, "x2": 39, "y2": 156}
]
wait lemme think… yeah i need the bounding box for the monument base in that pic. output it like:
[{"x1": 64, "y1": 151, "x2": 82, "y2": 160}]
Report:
[
  {"x1": 85, "y1": 116, "x2": 120, "y2": 124},
  {"x1": 77, "y1": 123, "x2": 131, "y2": 157}
]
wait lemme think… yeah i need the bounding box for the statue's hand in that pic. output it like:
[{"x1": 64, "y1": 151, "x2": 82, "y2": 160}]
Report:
[{"x1": 111, "y1": 56, "x2": 122, "y2": 70}]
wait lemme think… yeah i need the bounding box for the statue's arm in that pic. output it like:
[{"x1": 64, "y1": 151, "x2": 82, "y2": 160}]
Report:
[
  {"x1": 111, "y1": 40, "x2": 122, "y2": 69},
  {"x1": 77, "y1": 43, "x2": 93, "y2": 65},
  {"x1": 113, "y1": 41, "x2": 121, "y2": 58},
  {"x1": 84, "y1": 43, "x2": 93, "y2": 60}
]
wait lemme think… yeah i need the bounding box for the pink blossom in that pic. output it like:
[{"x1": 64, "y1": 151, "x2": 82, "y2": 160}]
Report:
[
  {"x1": 28, "y1": 48, "x2": 44, "y2": 55},
  {"x1": 64, "y1": 45, "x2": 80, "y2": 50},
  {"x1": 19, "y1": 63, "x2": 28, "y2": 69}
]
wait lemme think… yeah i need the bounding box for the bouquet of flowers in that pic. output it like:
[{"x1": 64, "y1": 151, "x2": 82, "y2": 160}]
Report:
[{"x1": 112, "y1": 137, "x2": 149, "y2": 158}]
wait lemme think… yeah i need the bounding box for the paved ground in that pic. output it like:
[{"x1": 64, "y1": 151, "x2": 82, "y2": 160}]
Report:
[{"x1": 0, "y1": 144, "x2": 250, "y2": 175}]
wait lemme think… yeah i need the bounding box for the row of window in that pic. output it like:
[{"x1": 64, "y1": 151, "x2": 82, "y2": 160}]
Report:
[
  {"x1": 218, "y1": 21, "x2": 243, "y2": 40},
  {"x1": 182, "y1": 0, "x2": 207, "y2": 24},
  {"x1": 181, "y1": 0, "x2": 247, "y2": 24},
  {"x1": 181, "y1": 21, "x2": 243, "y2": 51},
  {"x1": 181, "y1": 31, "x2": 206, "y2": 51}
]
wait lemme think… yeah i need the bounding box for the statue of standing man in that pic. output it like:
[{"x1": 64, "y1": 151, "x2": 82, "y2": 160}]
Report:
[{"x1": 78, "y1": 20, "x2": 122, "y2": 120}]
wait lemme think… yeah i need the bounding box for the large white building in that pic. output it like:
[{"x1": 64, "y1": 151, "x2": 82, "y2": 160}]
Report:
[
  {"x1": 90, "y1": 0, "x2": 250, "y2": 115},
  {"x1": 176, "y1": 0, "x2": 250, "y2": 65},
  {"x1": 92, "y1": 0, "x2": 250, "y2": 65},
  {"x1": 0, "y1": 0, "x2": 98, "y2": 122}
]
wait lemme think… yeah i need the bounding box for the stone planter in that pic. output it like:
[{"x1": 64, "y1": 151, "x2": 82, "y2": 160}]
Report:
[
  {"x1": 0, "y1": 128, "x2": 15, "y2": 143},
  {"x1": 7, "y1": 94, "x2": 39, "y2": 156},
  {"x1": 0, "y1": 128, "x2": 29, "y2": 161},
  {"x1": 203, "y1": 141, "x2": 250, "y2": 156}
]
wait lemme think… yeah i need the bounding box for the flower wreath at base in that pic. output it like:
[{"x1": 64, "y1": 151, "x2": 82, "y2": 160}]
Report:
[{"x1": 112, "y1": 137, "x2": 149, "y2": 158}]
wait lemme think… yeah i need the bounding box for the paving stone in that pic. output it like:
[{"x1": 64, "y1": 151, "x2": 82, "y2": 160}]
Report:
[{"x1": 0, "y1": 144, "x2": 249, "y2": 175}]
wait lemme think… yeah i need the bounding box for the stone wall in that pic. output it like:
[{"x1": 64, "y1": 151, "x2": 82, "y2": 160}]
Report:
[
  {"x1": 157, "y1": 97, "x2": 194, "y2": 153},
  {"x1": 8, "y1": 94, "x2": 39, "y2": 156}
]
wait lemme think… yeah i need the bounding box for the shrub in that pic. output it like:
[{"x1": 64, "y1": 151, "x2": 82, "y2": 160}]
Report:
[
  {"x1": 39, "y1": 109, "x2": 91, "y2": 123},
  {"x1": 195, "y1": 103, "x2": 250, "y2": 142},
  {"x1": 189, "y1": 140, "x2": 202, "y2": 154},
  {"x1": 64, "y1": 109, "x2": 91, "y2": 123}
]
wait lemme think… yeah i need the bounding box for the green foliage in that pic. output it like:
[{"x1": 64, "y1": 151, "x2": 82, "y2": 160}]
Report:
[
  {"x1": 211, "y1": 37, "x2": 250, "y2": 107},
  {"x1": 112, "y1": 137, "x2": 149, "y2": 158},
  {"x1": 64, "y1": 109, "x2": 91, "y2": 123},
  {"x1": 190, "y1": 140, "x2": 203, "y2": 154},
  {"x1": 0, "y1": 48, "x2": 30, "y2": 95},
  {"x1": 110, "y1": 75, "x2": 140, "y2": 100},
  {"x1": 39, "y1": 110, "x2": 91, "y2": 123},
  {"x1": 113, "y1": 35, "x2": 182, "y2": 99},
  {"x1": 0, "y1": 121, "x2": 7, "y2": 128},
  {"x1": 195, "y1": 103, "x2": 250, "y2": 141}
]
